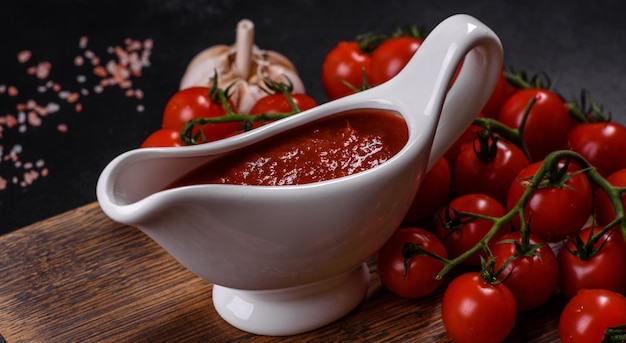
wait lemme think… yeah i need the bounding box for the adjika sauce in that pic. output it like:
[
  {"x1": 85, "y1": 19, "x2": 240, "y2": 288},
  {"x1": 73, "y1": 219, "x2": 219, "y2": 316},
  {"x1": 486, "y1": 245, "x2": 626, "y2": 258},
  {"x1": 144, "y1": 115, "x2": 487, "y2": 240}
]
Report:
[{"x1": 168, "y1": 109, "x2": 408, "y2": 187}]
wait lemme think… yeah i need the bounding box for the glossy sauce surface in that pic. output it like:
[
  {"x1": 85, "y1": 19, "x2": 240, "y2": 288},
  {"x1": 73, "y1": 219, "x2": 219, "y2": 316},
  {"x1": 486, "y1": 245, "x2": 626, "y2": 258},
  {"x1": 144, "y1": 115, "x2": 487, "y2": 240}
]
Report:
[{"x1": 168, "y1": 109, "x2": 408, "y2": 187}]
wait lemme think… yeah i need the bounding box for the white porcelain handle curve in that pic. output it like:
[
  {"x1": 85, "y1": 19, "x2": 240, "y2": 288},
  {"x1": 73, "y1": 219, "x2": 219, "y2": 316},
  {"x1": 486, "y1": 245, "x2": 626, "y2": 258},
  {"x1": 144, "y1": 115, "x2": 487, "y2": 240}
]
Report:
[{"x1": 388, "y1": 14, "x2": 503, "y2": 169}]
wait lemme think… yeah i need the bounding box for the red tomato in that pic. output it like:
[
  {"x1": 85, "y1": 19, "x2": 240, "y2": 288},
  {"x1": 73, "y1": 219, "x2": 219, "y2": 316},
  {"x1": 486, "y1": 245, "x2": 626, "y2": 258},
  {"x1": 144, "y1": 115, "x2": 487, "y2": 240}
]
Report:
[
  {"x1": 140, "y1": 128, "x2": 183, "y2": 148},
  {"x1": 162, "y1": 87, "x2": 239, "y2": 143},
  {"x1": 321, "y1": 41, "x2": 371, "y2": 100},
  {"x1": 452, "y1": 133, "x2": 530, "y2": 205},
  {"x1": 557, "y1": 226, "x2": 626, "y2": 298},
  {"x1": 498, "y1": 88, "x2": 569, "y2": 161},
  {"x1": 442, "y1": 272, "x2": 517, "y2": 343},
  {"x1": 435, "y1": 193, "x2": 509, "y2": 266},
  {"x1": 444, "y1": 113, "x2": 483, "y2": 170},
  {"x1": 489, "y1": 232, "x2": 558, "y2": 311},
  {"x1": 481, "y1": 69, "x2": 514, "y2": 119},
  {"x1": 247, "y1": 93, "x2": 318, "y2": 128},
  {"x1": 594, "y1": 168, "x2": 626, "y2": 226},
  {"x1": 403, "y1": 157, "x2": 451, "y2": 223},
  {"x1": 568, "y1": 121, "x2": 626, "y2": 178},
  {"x1": 559, "y1": 289, "x2": 626, "y2": 343},
  {"x1": 376, "y1": 227, "x2": 448, "y2": 298},
  {"x1": 369, "y1": 37, "x2": 422, "y2": 85},
  {"x1": 506, "y1": 160, "x2": 593, "y2": 242}
]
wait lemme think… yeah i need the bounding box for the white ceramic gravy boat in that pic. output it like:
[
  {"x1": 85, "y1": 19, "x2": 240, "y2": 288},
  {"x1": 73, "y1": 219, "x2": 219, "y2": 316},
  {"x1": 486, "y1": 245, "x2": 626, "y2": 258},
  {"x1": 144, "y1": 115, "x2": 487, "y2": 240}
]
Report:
[{"x1": 97, "y1": 14, "x2": 502, "y2": 336}]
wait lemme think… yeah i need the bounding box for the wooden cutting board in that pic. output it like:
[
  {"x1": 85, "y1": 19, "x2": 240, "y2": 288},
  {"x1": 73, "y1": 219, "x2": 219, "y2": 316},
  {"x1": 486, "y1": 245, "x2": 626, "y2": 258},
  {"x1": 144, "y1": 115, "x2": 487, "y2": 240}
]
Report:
[{"x1": 0, "y1": 202, "x2": 563, "y2": 342}]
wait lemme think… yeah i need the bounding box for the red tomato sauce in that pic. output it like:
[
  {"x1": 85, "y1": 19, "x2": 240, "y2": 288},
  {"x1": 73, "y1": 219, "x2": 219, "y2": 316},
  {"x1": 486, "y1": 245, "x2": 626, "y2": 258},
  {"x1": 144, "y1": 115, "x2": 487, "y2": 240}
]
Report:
[{"x1": 168, "y1": 109, "x2": 408, "y2": 187}]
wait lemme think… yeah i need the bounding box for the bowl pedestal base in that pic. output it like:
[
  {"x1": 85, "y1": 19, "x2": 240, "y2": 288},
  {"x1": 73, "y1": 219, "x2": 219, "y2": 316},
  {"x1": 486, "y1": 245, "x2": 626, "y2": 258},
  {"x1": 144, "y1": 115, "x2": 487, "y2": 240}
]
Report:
[{"x1": 212, "y1": 262, "x2": 370, "y2": 336}]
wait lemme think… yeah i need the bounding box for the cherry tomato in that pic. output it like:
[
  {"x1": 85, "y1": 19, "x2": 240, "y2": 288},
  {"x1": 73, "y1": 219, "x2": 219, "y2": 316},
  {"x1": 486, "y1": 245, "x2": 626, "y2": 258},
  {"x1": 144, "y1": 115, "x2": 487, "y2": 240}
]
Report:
[
  {"x1": 140, "y1": 128, "x2": 183, "y2": 148},
  {"x1": 376, "y1": 227, "x2": 448, "y2": 298},
  {"x1": 247, "y1": 93, "x2": 318, "y2": 129},
  {"x1": 557, "y1": 226, "x2": 626, "y2": 299},
  {"x1": 568, "y1": 121, "x2": 626, "y2": 178},
  {"x1": 498, "y1": 88, "x2": 569, "y2": 161},
  {"x1": 249, "y1": 93, "x2": 318, "y2": 115},
  {"x1": 594, "y1": 168, "x2": 626, "y2": 226},
  {"x1": 452, "y1": 132, "x2": 529, "y2": 205},
  {"x1": 489, "y1": 232, "x2": 558, "y2": 311},
  {"x1": 444, "y1": 113, "x2": 483, "y2": 170},
  {"x1": 369, "y1": 37, "x2": 422, "y2": 85},
  {"x1": 403, "y1": 157, "x2": 451, "y2": 224},
  {"x1": 481, "y1": 69, "x2": 515, "y2": 119},
  {"x1": 435, "y1": 193, "x2": 509, "y2": 266},
  {"x1": 559, "y1": 289, "x2": 626, "y2": 343},
  {"x1": 162, "y1": 87, "x2": 239, "y2": 143},
  {"x1": 442, "y1": 272, "x2": 517, "y2": 343},
  {"x1": 506, "y1": 160, "x2": 593, "y2": 242},
  {"x1": 321, "y1": 41, "x2": 371, "y2": 100}
]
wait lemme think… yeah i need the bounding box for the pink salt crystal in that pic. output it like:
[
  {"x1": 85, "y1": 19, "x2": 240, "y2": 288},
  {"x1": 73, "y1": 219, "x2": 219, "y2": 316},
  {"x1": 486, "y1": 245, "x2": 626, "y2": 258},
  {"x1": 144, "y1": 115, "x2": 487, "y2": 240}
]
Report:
[
  {"x1": 74, "y1": 55, "x2": 84, "y2": 67},
  {"x1": 27, "y1": 111, "x2": 42, "y2": 126},
  {"x1": 79, "y1": 36, "x2": 88, "y2": 49},
  {"x1": 35, "y1": 61, "x2": 51, "y2": 79},
  {"x1": 8, "y1": 86, "x2": 18, "y2": 97},
  {"x1": 17, "y1": 50, "x2": 32, "y2": 63}
]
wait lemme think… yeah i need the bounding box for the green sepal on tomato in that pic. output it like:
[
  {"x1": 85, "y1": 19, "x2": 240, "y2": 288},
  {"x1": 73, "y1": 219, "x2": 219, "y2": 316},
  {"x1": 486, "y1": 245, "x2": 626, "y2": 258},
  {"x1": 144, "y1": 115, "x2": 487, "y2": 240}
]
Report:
[
  {"x1": 506, "y1": 159, "x2": 593, "y2": 242},
  {"x1": 452, "y1": 129, "x2": 530, "y2": 205},
  {"x1": 594, "y1": 168, "x2": 626, "y2": 226},
  {"x1": 247, "y1": 90, "x2": 318, "y2": 129},
  {"x1": 557, "y1": 226, "x2": 626, "y2": 299},
  {"x1": 321, "y1": 41, "x2": 372, "y2": 100},
  {"x1": 489, "y1": 231, "x2": 558, "y2": 311},
  {"x1": 376, "y1": 227, "x2": 448, "y2": 299},
  {"x1": 435, "y1": 193, "x2": 510, "y2": 266},
  {"x1": 498, "y1": 88, "x2": 570, "y2": 162},
  {"x1": 161, "y1": 86, "x2": 240, "y2": 143}
]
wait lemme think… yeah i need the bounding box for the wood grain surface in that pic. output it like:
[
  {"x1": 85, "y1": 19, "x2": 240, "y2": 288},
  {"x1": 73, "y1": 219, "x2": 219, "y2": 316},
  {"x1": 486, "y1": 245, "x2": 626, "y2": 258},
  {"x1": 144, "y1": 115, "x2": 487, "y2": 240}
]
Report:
[{"x1": 0, "y1": 202, "x2": 565, "y2": 342}]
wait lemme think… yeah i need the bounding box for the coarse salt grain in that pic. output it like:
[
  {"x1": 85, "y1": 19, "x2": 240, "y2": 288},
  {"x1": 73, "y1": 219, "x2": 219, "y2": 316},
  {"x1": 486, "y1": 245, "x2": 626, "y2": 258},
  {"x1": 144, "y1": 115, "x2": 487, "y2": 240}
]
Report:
[
  {"x1": 46, "y1": 102, "x2": 60, "y2": 113},
  {"x1": 66, "y1": 92, "x2": 80, "y2": 103},
  {"x1": 93, "y1": 65, "x2": 107, "y2": 78},
  {"x1": 17, "y1": 50, "x2": 32, "y2": 63},
  {"x1": 134, "y1": 89, "x2": 144, "y2": 99},
  {"x1": 74, "y1": 55, "x2": 84, "y2": 67},
  {"x1": 2, "y1": 36, "x2": 153, "y2": 194},
  {"x1": 8, "y1": 86, "x2": 18, "y2": 97},
  {"x1": 35, "y1": 61, "x2": 51, "y2": 79},
  {"x1": 79, "y1": 36, "x2": 88, "y2": 49},
  {"x1": 27, "y1": 111, "x2": 42, "y2": 126}
]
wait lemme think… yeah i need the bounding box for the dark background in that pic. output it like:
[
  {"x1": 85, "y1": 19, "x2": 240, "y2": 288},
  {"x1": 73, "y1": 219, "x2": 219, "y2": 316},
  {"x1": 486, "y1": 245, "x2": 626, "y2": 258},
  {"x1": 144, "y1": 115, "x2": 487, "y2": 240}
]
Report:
[{"x1": 1, "y1": 0, "x2": 625, "y2": 235}]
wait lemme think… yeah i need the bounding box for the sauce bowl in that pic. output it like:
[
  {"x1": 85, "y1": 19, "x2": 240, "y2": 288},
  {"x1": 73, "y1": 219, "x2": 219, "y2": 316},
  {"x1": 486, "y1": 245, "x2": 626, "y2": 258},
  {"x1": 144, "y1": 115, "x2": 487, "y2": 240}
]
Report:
[{"x1": 96, "y1": 14, "x2": 502, "y2": 336}]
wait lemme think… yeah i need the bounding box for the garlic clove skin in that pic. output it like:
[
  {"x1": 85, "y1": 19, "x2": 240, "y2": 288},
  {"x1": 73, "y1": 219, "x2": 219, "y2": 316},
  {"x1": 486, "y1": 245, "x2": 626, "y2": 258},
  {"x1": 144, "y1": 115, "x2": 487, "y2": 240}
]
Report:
[{"x1": 179, "y1": 43, "x2": 305, "y2": 114}]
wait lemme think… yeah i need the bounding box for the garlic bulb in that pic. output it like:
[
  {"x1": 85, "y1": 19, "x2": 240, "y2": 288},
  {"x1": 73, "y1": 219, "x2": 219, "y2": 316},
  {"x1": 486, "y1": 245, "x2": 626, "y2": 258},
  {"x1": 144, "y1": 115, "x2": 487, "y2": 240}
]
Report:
[{"x1": 180, "y1": 19, "x2": 305, "y2": 114}]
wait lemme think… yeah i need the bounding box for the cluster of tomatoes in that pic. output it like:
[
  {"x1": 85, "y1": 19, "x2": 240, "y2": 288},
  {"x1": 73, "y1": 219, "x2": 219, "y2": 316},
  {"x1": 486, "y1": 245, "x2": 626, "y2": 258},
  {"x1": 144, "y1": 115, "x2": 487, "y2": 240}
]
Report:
[
  {"x1": 140, "y1": 81, "x2": 318, "y2": 148},
  {"x1": 143, "y1": 26, "x2": 626, "y2": 343},
  {"x1": 321, "y1": 36, "x2": 626, "y2": 343}
]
